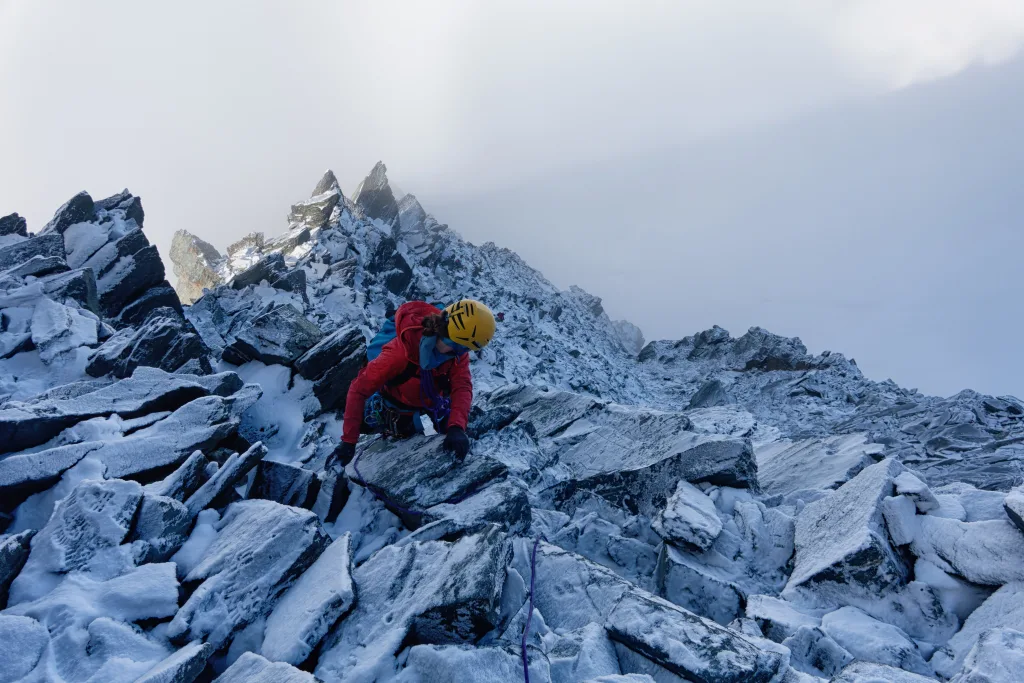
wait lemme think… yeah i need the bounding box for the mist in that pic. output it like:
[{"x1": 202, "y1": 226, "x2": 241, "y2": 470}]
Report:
[{"x1": 2, "y1": 0, "x2": 1023, "y2": 398}]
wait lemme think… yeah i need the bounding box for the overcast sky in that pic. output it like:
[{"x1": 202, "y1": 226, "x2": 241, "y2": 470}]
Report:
[{"x1": 2, "y1": 1, "x2": 1023, "y2": 398}]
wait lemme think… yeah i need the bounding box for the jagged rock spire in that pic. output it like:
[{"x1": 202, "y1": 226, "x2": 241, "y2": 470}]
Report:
[
  {"x1": 312, "y1": 169, "x2": 340, "y2": 198},
  {"x1": 170, "y1": 230, "x2": 224, "y2": 304},
  {"x1": 352, "y1": 161, "x2": 400, "y2": 227}
]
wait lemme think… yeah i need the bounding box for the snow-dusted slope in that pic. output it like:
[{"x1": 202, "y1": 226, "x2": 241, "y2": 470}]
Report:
[{"x1": 0, "y1": 165, "x2": 1021, "y2": 683}]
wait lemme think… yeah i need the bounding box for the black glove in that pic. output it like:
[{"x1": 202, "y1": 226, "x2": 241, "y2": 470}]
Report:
[
  {"x1": 336, "y1": 442, "x2": 356, "y2": 467},
  {"x1": 442, "y1": 426, "x2": 470, "y2": 460}
]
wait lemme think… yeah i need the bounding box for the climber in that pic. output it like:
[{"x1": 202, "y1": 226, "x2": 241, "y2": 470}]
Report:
[{"x1": 336, "y1": 299, "x2": 496, "y2": 465}]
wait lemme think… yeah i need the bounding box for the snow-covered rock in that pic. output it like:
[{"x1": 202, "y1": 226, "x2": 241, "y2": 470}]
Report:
[
  {"x1": 184, "y1": 441, "x2": 267, "y2": 517},
  {"x1": 134, "y1": 640, "x2": 214, "y2": 683},
  {"x1": 0, "y1": 614, "x2": 49, "y2": 682},
  {"x1": 745, "y1": 594, "x2": 823, "y2": 643},
  {"x1": 820, "y1": 606, "x2": 933, "y2": 676},
  {"x1": 261, "y1": 533, "x2": 354, "y2": 665},
  {"x1": 293, "y1": 324, "x2": 365, "y2": 413},
  {"x1": 0, "y1": 529, "x2": 34, "y2": 608},
  {"x1": 316, "y1": 526, "x2": 512, "y2": 683},
  {"x1": 128, "y1": 493, "x2": 193, "y2": 563},
  {"x1": 168, "y1": 499, "x2": 330, "y2": 649},
  {"x1": 87, "y1": 307, "x2": 212, "y2": 378},
  {"x1": 831, "y1": 661, "x2": 937, "y2": 682},
  {"x1": 755, "y1": 433, "x2": 882, "y2": 498},
  {"x1": 652, "y1": 480, "x2": 722, "y2": 550},
  {"x1": 949, "y1": 628, "x2": 1024, "y2": 683},
  {"x1": 931, "y1": 582, "x2": 1024, "y2": 678},
  {"x1": 222, "y1": 302, "x2": 323, "y2": 365},
  {"x1": 215, "y1": 651, "x2": 319, "y2": 682},
  {"x1": 784, "y1": 458, "x2": 907, "y2": 601},
  {"x1": 1005, "y1": 485, "x2": 1024, "y2": 534},
  {"x1": 249, "y1": 459, "x2": 320, "y2": 509},
  {"x1": 782, "y1": 625, "x2": 853, "y2": 678},
  {"x1": 910, "y1": 516, "x2": 1024, "y2": 585},
  {"x1": 144, "y1": 449, "x2": 215, "y2": 502}
]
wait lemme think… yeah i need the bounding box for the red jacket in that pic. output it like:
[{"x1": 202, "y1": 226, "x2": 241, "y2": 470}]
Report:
[{"x1": 342, "y1": 301, "x2": 473, "y2": 444}]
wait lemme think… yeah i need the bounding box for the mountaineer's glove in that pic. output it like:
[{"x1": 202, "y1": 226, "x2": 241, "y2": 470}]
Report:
[
  {"x1": 336, "y1": 442, "x2": 356, "y2": 467},
  {"x1": 442, "y1": 426, "x2": 470, "y2": 460}
]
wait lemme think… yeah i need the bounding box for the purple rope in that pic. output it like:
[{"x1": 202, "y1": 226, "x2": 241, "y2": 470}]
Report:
[{"x1": 521, "y1": 536, "x2": 542, "y2": 682}]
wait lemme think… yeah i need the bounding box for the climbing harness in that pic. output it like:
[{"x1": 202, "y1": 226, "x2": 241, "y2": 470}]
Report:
[
  {"x1": 419, "y1": 368, "x2": 452, "y2": 430},
  {"x1": 362, "y1": 392, "x2": 419, "y2": 438}
]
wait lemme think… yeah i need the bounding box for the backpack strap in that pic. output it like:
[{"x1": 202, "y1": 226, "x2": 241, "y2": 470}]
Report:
[{"x1": 385, "y1": 362, "x2": 420, "y2": 388}]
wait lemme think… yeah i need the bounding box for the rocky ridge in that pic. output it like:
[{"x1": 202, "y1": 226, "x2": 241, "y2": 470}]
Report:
[{"x1": 0, "y1": 164, "x2": 1018, "y2": 682}]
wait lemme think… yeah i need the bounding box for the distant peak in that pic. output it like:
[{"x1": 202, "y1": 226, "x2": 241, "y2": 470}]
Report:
[{"x1": 312, "y1": 169, "x2": 341, "y2": 198}]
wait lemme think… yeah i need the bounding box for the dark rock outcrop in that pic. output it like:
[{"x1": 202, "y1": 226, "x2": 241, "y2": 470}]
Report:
[
  {"x1": 293, "y1": 324, "x2": 365, "y2": 412},
  {"x1": 0, "y1": 213, "x2": 28, "y2": 237},
  {"x1": 249, "y1": 459, "x2": 320, "y2": 509},
  {"x1": 222, "y1": 303, "x2": 323, "y2": 366},
  {"x1": 352, "y1": 161, "x2": 400, "y2": 227}
]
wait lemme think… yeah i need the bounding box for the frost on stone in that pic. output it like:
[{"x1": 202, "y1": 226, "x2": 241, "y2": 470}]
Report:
[
  {"x1": 820, "y1": 606, "x2": 933, "y2": 676},
  {"x1": 249, "y1": 458, "x2": 321, "y2": 509},
  {"x1": 1005, "y1": 485, "x2": 1024, "y2": 534},
  {"x1": 882, "y1": 495, "x2": 920, "y2": 546},
  {"x1": 931, "y1": 582, "x2": 1024, "y2": 678},
  {"x1": 184, "y1": 441, "x2": 268, "y2": 517},
  {"x1": 168, "y1": 499, "x2": 329, "y2": 650},
  {"x1": 9, "y1": 478, "x2": 142, "y2": 604},
  {"x1": 831, "y1": 661, "x2": 937, "y2": 682},
  {"x1": 215, "y1": 651, "x2": 319, "y2": 682},
  {"x1": 605, "y1": 590, "x2": 787, "y2": 683},
  {"x1": 782, "y1": 625, "x2": 853, "y2": 678},
  {"x1": 910, "y1": 516, "x2": 1024, "y2": 585},
  {"x1": 784, "y1": 458, "x2": 908, "y2": 601},
  {"x1": 0, "y1": 529, "x2": 34, "y2": 608},
  {"x1": 262, "y1": 533, "x2": 355, "y2": 666},
  {"x1": 0, "y1": 614, "x2": 49, "y2": 682},
  {"x1": 316, "y1": 526, "x2": 512, "y2": 683},
  {"x1": 144, "y1": 449, "x2": 213, "y2": 502},
  {"x1": 894, "y1": 471, "x2": 940, "y2": 513},
  {"x1": 134, "y1": 640, "x2": 213, "y2": 683},
  {"x1": 652, "y1": 480, "x2": 723, "y2": 550},
  {"x1": 755, "y1": 433, "x2": 882, "y2": 497},
  {"x1": 128, "y1": 493, "x2": 193, "y2": 563},
  {"x1": 745, "y1": 594, "x2": 823, "y2": 643},
  {"x1": 655, "y1": 544, "x2": 745, "y2": 625},
  {"x1": 394, "y1": 645, "x2": 553, "y2": 683},
  {"x1": 949, "y1": 627, "x2": 1024, "y2": 683}
]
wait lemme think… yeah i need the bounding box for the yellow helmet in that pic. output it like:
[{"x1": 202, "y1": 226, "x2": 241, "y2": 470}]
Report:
[{"x1": 444, "y1": 299, "x2": 496, "y2": 351}]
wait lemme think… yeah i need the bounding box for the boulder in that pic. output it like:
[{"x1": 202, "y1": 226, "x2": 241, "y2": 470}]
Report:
[
  {"x1": 42, "y1": 191, "x2": 95, "y2": 234},
  {"x1": 215, "y1": 652, "x2": 319, "y2": 683},
  {"x1": 655, "y1": 544, "x2": 745, "y2": 625},
  {"x1": 1005, "y1": 485, "x2": 1024, "y2": 534},
  {"x1": 249, "y1": 459, "x2": 320, "y2": 509},
  {"x1": 168, "y1": 500, "x2": 330, "y2": 650},
  {"x1": 293, "y1": 324, "x2": 365, "y2": 412},
  {"x1": 0, "y1": 212, "x2": 28, "y2": 237},
  {"x1": 144, "y1": 450, "x2": 214, "y2": 502},
  {"x1": 134, "y1": 640, "x2": 213, "y2": 683},
  {"x1": 311, "y1": 461, "x2": 349, "y2": 524},
  {"x1": 754, "y1": 433, "x2": 882, "y2": 498},
  {"x1": 367, "y1": 235, "x2": 413, "y2": 293},
  {"x1": 745, "y1": 595, "x2": 822, "y2": 643},
  {"x1": 950, "y1": 627, "x2": 1024, "y2": 683},
  {"x1": 881, "y1": 495, "x2": 918, "y2": 546},
  {"x1": 113, "y1": 281, "x2": 183, "y2": 328},
  {"x1": 931, "y1": 582, "x2": 1024, "y2": 678},
  {"x1": 87, "y1": 307, "x2": 211, "y2": 378},
  {"x1": 820, "y1": 606, "x2": 932, "y2": 676},
  {"x1": 8, "y1": 479, "x2": 143, "y2": 604},
  {"x1": 0, "y1": 530, "x2": 34, "y2": 608},
  {"x1": 7, "y1": 254, "x2": 67, "y2": 278},
  {"x1": 781, "y1": 625, "x2": 853, "y2": 678},
  {"x1": 783, "y1": 458, "x2": 908, "y2": 601},
  {"x1": 230, "y1": 252, "x2": 286, "y2": 290},
  {"x1": 893, "y1": 471, "x2": 939, "y2": 512},
  {"x1": 97, "y1": 241, "x2": 168, "y2": 319},
  {"x1": 185, "y1": 442, "x2": 268, "y2": 517},
  {"x1": 316, "y1": 527, "x2": 512, "y2": 682},
  {"x1": 347, "y1": 434, "x2": 508, "y2": 524},
  {"x1": 222, "y1": 303, "x2": 323, "y2": 366},
  {"x1": 831, "y1": 661, "x2": 937, "y2": 682},
  {"x1": 420, "y1": 478, "x2": 533, "y2": 537},
  {"x1": 0, "y1": 233, "x2": 66, "y2": 271},
  {"x1": 652, "y1": 480, "x2": 723, "y2": 551},
  {"x1": 38, "y1": 266, "x2": 100, "y2": 313},
  {"x1": 169, "y1": 229, "x2": 224, "y2": 304},
  {"x1": 128, "y1": 494, "x2": 193, "y2": 562},
  {"x1": 910, "y1": 516, "x2": 1024, "y2": 585},
  {"x1": 0, "y1": 614, "x2": 50, "y2": 681},
  {"x1": 352, "y1": 161, "x2": 400, "y2": 227},
  {"x1": 29, "y1": 296, "x2": 98, "y2": 362},
  {"x1": 288, "y1": 190, "x2": 340, "y2": 231},
  {"x1": 606, "y1": 590, "x2": 787, "y2": 683},
  {"x1": 0, "y1": 366, "x2": 211, "y2": 454},
  {"x1": 394, "y1": 645, "x2": 554, "y2": 683},
  {"x1": 261, "y1": 533, "x2": 355, "y2": 665}
]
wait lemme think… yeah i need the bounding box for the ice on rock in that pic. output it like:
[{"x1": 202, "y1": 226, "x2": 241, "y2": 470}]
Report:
[
  {"x1": 0, "y1": 529, "x2": 34, "y2": 608},
  {"x1": 949, "y1": 628, "x2": 1024, "y2": 683},
  {"x1": 214, "y1": 651, "x2": 319, "y2": 682},
  {"x1": 831, "y1": 661, "x2": 937, "y2": 682},
  {"x1": 0, "y1": 614, "x2": 49, "y2": 683},
  {"x1": 9, "y1": 478, "x2": 142, "y2": 604},
  {"x1": 261, "y1": 533, "x2": 355, "y2": 666},
  {"x1": 127, "y1": 493, "x2": 193, "y2": 562},
  {"x1": 781, "y1": 625, "x2": 853, "y2": 678},
  {"x1": 894, "y1": 471, "x2": 940, "y2": 513},
  {"x1": 134, "y1": 640, "x2": 213, "y2": 683},
  {"x1": 820, "y1": 606, "x2": 933, "y2": 676},
  {"x1": 909, "y1": 515, "x2": 1024, "y2": 585},
  {"x1": 144, "y1": 450, "x2": 214, "y2": 502},
  {"x1": 931, "y1": 582, "x2": 1024, "y2": 678},
  {"x1": 652, "y1": 480, "x2": 723, "y2": 551},
  {"x1": 755, "y1": 433, "x2": 882, "y2": 497},
  {"x1": 745, "y1": 594, "x2": 823, "y2": 643},
  {"x1": 605, "y1": 590, "x2": 788, "y2": 683},
  {"x1": 394, "y1": 645, "x2": 553, "y2": 683},
  {"x1": 316, "y1": 526, "x2": 512, "y2": 683},
  {"x1": 783, "y1": 458, "x2": 907, "y2": 601},
  {"x1": 1005, "y1": 485, "x2": 1024, "y2": 533},
  {"x1": 168, "y1": 499, "x2": 329, "y2": 650},
  {"x1": 882, "y1": 495, "x2": 920, "y2": 546}
]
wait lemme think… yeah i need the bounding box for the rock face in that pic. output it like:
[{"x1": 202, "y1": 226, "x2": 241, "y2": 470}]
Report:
[
  {"x1": 216, "y1": 652, "x2": 319, "y2": 682},
  {"x1": 316, "y1": 527, "x2": 512, "y2": 682},
  {"x1": 86, "y1": 307, "x2": 212, "y2": 378},
  {"x1": 249, "y1": 459, "x2": 320, "y2": 509},
  {"x1": 293, "y1": 324, "x2": 365, "y2": 413},
  {"x1": 222, "y1": 302, "x2": 323, "y2": 365},
  {"x1": 170, "y1": 230, "x2": 224, "y2": 304},
  {"x1": 261, "y1": 533, "x2": 354, "y2": 665},
  {"x1": 0, "y1": 212, "x2": 28, "y2": 237},
  {"x1": 352, "y1": 161, "x2": 400, "y2": 227},
  {"x1": 784, "y1": 458, "x2": 908, "y2": 601},
  {"x1": 651, "y1": 480, "x2": 722, "y2": 550},
  {"x1": 168, "y1": 500, "x2": 330, "y2": 650}
]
